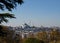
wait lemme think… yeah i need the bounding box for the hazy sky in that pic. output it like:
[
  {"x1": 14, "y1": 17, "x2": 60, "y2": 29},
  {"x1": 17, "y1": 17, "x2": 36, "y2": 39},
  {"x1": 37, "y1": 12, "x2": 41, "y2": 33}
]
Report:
[{"x1": 0, "y1": 0, "x2": 60, "y2": 27}]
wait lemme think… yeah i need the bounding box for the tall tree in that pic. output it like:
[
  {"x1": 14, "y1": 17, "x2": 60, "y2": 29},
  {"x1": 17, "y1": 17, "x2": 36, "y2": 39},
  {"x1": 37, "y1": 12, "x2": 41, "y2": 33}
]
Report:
[
  {"x1": 0, "y1": 0, "x2": 23, "y2": 36},
  {"x1": 0, "y1": 0, "x2": 23, "y2": 23},
  {"x1": 0, "y1": 13, "x2": 16, "y2": 37}
]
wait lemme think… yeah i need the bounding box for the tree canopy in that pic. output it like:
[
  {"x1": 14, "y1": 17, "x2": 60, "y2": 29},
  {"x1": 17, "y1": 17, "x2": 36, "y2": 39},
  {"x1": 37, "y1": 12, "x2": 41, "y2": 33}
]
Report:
[{"x1": 0, "y1": 0, "x2": 23, "y2": 11}]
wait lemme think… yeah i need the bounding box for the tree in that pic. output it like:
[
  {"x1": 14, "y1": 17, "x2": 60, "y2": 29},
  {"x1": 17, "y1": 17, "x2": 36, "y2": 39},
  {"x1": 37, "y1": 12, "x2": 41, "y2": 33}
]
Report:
[
  {"x1": 0, "y1": 0, "x2": 23, "y2": 42},
  {"x1": 0, "y1": 13, "x2": 16, "y2": 24},
  {"x1": 0, "y1": 0, "x2": 23, "y2": 11},
  {"x1": 0, "y1": 0, "x2": 23, "y2": 23},
  {"x1": 0, "y1": 13, "x2": 15, "y2": 37},
  {"x1": 0, "y1": 0, "x2": 23, "y2": 36}
]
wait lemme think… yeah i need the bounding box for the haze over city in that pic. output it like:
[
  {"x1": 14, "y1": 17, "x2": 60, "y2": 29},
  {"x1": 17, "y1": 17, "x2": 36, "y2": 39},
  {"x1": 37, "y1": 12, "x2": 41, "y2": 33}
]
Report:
[{"x1": 0, "y1": 0, "x2": 60, "y2": 27}]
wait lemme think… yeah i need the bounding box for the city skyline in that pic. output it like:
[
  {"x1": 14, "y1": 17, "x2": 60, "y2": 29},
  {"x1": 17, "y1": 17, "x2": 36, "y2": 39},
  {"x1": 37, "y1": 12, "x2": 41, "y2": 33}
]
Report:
[{"x1": 0, "y1": 0, "x2": 60, "y2": 27}]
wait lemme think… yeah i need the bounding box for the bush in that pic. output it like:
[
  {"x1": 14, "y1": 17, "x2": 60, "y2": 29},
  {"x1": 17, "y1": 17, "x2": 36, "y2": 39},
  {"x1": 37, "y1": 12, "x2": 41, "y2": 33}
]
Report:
[{"x1": 24, "y1": 38, "x2": 44, "y2": 43}]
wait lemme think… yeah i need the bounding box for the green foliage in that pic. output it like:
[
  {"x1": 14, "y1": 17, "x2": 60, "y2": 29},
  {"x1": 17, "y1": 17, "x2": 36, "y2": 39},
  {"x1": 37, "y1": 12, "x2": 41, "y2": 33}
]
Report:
[
  {"x1": 0, "y1": 13, "x2": 15, "y2": 37},
  {"x1": 0, "y1": 13, "x2": 16, "y2": 24},
  {"x1": 0, "y1": 0, "x2": 23, "y2": 11},
  {"x1": 0, "y1": 0, "x2": 23, "y2": 43},
  {"x1": 24, "y1": 38, "x2": 44, "y2": 43},
  {"x1": 0, "y1": 0, "x2": 23, "y2": 38}
]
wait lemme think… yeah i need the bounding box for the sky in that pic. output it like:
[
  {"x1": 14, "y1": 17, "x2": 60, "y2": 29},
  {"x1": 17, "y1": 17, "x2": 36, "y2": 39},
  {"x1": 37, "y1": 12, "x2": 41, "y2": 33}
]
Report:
[{"x1": 0, "y1": 0, "x2": 60, "y2": 27}]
